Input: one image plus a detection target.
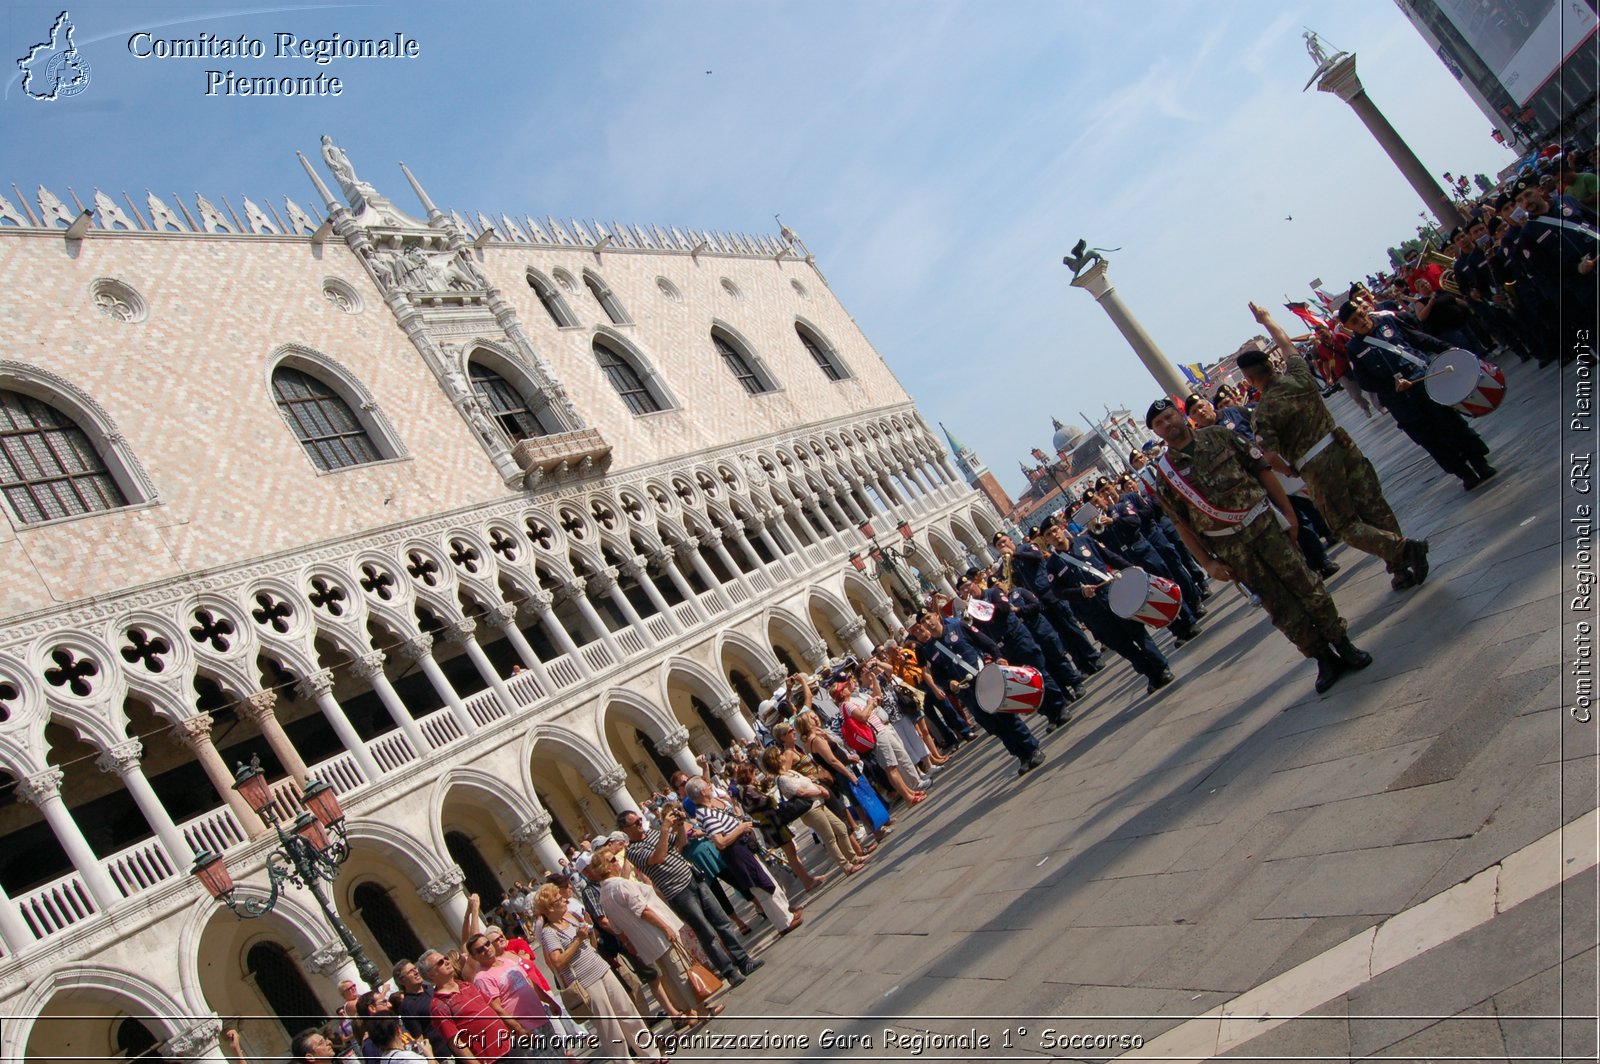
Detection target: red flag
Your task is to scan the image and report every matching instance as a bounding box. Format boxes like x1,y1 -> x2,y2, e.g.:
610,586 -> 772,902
1284,301 -> 1326,330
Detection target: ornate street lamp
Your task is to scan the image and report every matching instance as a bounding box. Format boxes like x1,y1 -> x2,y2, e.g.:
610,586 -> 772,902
853,519 -> 924,603
190,755 -> 379,988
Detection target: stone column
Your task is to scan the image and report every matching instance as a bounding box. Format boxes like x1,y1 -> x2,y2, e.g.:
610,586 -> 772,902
680,540 -> 727,601
238,690 -> 310,787
95,738 -> 195,867
295,670 -> 382,781
0,872 -> 35,956
348,651 -> 429,756
560,576 -> 625,663
701,529 -> 753,593
418,865 -> 469,931
526,589 -> 592,678
871,599 -> 905,637
653,725 -> 700,776
486,602 -> 557,694
174,714 -> 267,839
510,810 -> 566,875
441,618 -> 518,721
591,567 -> 651,650
619,556 -> 680,634
1314,51 -> 1467,229
758,664 -> 789,695
710,694 -> 757,743
164,1015 -> 226,1064
588,764 -> 638,815
304,940 -> 362,994
403,634 -> 477,736
17,767 -> 119,908
652,547 -> 699,610
724,524 -> 765,574
801,638 -> 831,671
837,615 -> 874,659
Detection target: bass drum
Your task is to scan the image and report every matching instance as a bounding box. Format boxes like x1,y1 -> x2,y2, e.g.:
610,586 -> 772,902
973,663 -> 1044,714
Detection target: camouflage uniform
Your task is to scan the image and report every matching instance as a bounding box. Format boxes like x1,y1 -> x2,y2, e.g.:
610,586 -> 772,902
1151,425 -> 1347,658
1251,356 -> 1408,572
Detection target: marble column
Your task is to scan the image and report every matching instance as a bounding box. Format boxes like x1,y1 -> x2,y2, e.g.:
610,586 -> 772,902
588,764 -> 639,815
510,810 -> 566,876
526,588 -> 592,678
561,576 -> 625,662
295,669 -> 381,780
724,524 -> 766,574
403,634 -> 477,735
441,618 -> 518,722
487,602 -> 557,694
653,725 -> 700,776
417,865 -> 469,931
17,767 -> 119,907
237,690 -> 310,787
304,940 -> 362,993
709,694 -> 756,743
592,567 -> 652,649
174,714 -> 267,839
655,547 -> 700,610
871,599 -> 905,636
801,638 -> 831,671
837,615 -> 874,659
619,556 -> 680,634
759,664 -> 789,694
680,541 -> 726,602
701,529 -> 752,592
348,651 -> 429,756
95,738 -> 195,867
0,864 -> 36,953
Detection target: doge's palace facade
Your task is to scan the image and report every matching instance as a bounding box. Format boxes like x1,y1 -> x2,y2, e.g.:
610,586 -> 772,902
0,143 -> 1002,1063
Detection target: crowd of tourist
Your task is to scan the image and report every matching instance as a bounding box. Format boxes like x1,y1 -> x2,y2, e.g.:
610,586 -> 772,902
223,134 -> 1594,1064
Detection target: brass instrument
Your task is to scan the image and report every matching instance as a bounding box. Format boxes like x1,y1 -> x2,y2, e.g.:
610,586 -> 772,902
1420,242 -> 1461,295
994,553 -> 1014,593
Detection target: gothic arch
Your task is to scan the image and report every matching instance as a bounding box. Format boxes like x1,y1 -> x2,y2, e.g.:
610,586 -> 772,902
596,687 -> 682,747
5,965 -> 192,1064
425,767 -> 534,859
264,344 -> 407,467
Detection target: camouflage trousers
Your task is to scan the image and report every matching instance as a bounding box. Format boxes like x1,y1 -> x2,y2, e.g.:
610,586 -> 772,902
1300,430 -> 1407,570
1212,512 -> 1347,658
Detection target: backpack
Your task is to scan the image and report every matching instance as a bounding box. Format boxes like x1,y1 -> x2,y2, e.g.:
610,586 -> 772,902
840,714 -> 877,755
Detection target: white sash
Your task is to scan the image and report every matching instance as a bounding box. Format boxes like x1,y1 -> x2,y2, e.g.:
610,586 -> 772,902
1358,334 -> 1430,372
929,637 -> 980,679
1536,213 -> 1600,241
1155,453 -> 1257,526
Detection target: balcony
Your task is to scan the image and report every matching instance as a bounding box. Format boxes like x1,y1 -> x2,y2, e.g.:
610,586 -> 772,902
511,428 -> 612,486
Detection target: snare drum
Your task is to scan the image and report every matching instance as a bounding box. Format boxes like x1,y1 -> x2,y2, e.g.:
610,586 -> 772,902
1106,566 -> 1183,629
973,663 -> 1044,714
1424,348 -> 1506,417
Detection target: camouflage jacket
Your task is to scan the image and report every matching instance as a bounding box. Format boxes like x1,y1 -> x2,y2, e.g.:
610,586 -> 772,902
1151,425 -> 1270,535
1250,355 -> 1334,469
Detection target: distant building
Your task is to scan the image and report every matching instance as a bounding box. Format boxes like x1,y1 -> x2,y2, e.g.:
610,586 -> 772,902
1393,0 -> 1600,147
941,423 -> 1013,516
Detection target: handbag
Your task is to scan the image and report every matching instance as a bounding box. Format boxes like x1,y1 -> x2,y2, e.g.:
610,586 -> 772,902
847,771 -> 891,831
675,942 -> 723,1002
841,714 -> 877,755
774,794 -> 816,826
552,977 -> 591,1017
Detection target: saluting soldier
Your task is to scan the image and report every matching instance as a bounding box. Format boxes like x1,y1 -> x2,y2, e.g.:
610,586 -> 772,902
1244,303 -> 1431,591
1145,397 -> 1371,695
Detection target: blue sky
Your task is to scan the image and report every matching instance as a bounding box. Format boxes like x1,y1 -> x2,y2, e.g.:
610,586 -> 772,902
1,1 -> 1516,496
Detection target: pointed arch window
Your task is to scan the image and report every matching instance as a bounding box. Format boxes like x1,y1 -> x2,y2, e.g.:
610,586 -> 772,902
468,361 -> 558,441
271,367 -> 385,472
594,340 -> 665,415
527,270 -> 579,328
795,324 -> 851,382
583,270 -> 631,325
0,388 -> 138,525
713,333 -> 775,395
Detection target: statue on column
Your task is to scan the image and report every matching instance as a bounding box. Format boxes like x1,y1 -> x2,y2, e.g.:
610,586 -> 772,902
318,135 -> 425,228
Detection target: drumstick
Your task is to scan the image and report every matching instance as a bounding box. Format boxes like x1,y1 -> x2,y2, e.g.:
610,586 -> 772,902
1416,365 -> 1457,382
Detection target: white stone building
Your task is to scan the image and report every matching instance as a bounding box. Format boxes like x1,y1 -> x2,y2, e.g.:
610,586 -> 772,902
0,143 -> 1004,1063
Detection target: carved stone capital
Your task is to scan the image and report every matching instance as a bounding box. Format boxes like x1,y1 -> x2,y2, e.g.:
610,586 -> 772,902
698,529 -> 724,547
801,639 -> 830,667
487,603 -> 519,626
440,618 -> 478,645
511,811 -> 554,846
710,694 -> 742,722
417,865 -> 467,905
617,556 -> 648,579
401,634 -> 435,661
838,616 -> 868,640
17,766 -> 64,806
525,589 -> 555,614
588,764 -> 628,797
164,1015 -> 223,1061
239,689 -> 279,724
348,650 -> 387,680
174,713 -> 215,750
653,725 -> 691,757
95,738 -> 144,776
293,668 -> 335,702
587,566 -> 618,595
304,942 -> 350,977
671,539 -> 699,560
759,665 -> 788,690
870,600 -> 898,619
552,576 -> 586,604
647,548 -> 677,571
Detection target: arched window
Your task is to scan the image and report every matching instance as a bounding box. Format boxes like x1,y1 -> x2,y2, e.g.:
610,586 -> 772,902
527,270 -> 578,328
583,271 -> 631,325
352,882 -> 426,967
270,367 -> 385,472
444,830 -> 503,903
712,333 -> 774,395
795,324 -> 851,382
468,362 -> 557,441
594,340 -> 664,415
0,388 -> 131,524
245,942 -> 325,1038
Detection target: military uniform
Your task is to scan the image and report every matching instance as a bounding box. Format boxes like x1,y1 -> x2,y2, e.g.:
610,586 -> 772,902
1251,355 -> 1423,582
1151,425 -> 1348,661
916,618 -> 1041,773
1043,533 -> 1172,691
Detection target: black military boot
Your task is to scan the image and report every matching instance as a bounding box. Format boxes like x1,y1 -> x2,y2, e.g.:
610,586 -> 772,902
1333,636 -> 1373,670
1313,646 -> 1348,694
1402,538 -> 1430,585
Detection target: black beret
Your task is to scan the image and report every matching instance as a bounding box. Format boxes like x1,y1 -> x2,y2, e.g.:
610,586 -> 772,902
1336,299 -> 1359,323
1145,397 -> 1177,428
1236,349 -> 1271,372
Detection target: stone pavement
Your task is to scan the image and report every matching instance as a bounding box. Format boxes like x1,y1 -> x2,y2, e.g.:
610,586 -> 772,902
655,355 -> 1596,1063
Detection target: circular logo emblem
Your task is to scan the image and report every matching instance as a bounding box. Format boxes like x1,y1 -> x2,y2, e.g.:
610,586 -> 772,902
45,51 -> 91,98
